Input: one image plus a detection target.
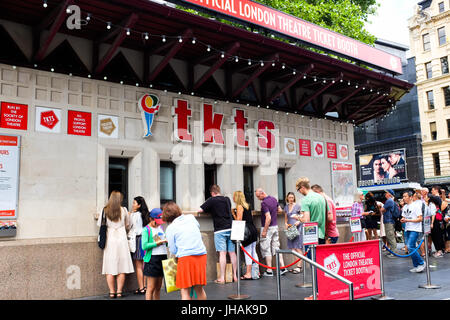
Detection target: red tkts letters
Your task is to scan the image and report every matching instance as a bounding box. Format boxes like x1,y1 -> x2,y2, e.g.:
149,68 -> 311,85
203,103 -> 224,145
173,99 -> 193,142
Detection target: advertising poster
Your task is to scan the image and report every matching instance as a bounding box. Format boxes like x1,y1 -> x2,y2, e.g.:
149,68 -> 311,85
0,102 -> 28,130
284,138 -> 296,155
313,141 -> 324,158
358,149 -> 407,187
327,142 -> 337,159
68,110 -> 92,136
331,162 -> 355,211
302,222 -> 318,245
316,240 -> 382,300
350,217 -> 362,233
0,135 -> 20,219
299,139 -> 311,157
98,114 -> 119,139
35,106 -> 61,133
339,144 -> 349,160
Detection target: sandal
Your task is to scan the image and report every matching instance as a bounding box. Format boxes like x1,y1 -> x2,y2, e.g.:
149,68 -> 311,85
109,293 -> 116,299
134,287 -> 146,295
214,279 -> 226,284
240,275 -> 253,280
116,292 -> 123,298
292,267 -> 302,274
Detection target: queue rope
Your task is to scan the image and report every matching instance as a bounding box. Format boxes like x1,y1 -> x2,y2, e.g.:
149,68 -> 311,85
240,245 -> 309,270
382,238 -> 425,258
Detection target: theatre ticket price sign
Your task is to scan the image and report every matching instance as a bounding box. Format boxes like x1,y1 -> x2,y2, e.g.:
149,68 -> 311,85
315,240 -> 382,300
0,135 -> 20,219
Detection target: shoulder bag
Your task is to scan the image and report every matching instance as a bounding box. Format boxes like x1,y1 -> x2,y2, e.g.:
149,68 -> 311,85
98,209 -> 107,249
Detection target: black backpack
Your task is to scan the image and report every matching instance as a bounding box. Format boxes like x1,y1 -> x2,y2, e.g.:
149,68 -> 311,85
393,203 -> 402,232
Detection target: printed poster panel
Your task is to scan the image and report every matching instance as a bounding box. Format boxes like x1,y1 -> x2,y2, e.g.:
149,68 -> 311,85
299,139 -> 311,157
35,106 -> 61,133
284,137 -> 296,155
0,102 -> 28,130
98,114 -> 119,139
0,135 -> 20,219
303,222 -> 318,245
331,162 -> 355,212
68,110 -> 91,136
313,141 -> 324,158
358,149 -> 407,187
316,240 -> 382,300
327,142 -> 337,159
339,144 -> 349,160
350,217 -> 362,233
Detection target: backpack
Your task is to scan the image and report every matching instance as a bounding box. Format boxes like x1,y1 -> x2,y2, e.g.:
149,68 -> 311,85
393,203 -> 402,232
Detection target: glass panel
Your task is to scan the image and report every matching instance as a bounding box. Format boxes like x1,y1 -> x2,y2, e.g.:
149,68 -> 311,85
438,27 -> 446,46
444,86 -> 450,106
277,172 -> 284,203
441,57 -> 449,74
427,91 -> 434,109
160,166 -> 174,201
423,33 -> 430,51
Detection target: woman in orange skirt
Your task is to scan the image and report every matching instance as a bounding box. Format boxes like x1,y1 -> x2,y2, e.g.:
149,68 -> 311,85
162,202 -> 207,300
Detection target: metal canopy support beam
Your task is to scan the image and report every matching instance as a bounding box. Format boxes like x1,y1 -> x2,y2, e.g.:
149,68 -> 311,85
94,13 -> 139,75
232,53 -> 279,99
148,28 -> 193,83
323,84 -> 366,114
297,73 -> 343,111
355,108 -> 388,125
347,94 -> 388,120
193,42 -> 240,91
268,64 -> 314,103
34,0 -> 74,62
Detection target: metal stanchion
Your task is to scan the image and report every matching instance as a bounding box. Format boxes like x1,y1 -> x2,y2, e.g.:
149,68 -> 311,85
296,246 -> 312,288
419,235 -> 441,289
228,241 -> 250,300
276,251 -> 281,300
311,245 -> 317,300
372,239 -> 394,300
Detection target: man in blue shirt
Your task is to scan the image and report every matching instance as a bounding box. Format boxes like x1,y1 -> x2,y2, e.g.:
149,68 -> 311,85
381,189 -> 398,257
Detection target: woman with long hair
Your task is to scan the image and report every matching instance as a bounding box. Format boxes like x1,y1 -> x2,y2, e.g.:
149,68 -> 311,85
363,192 -> 380,240
283,192 -> 303,273
129,196 -> 150,295
232,191 -> 259,280
97,190 -> 134,298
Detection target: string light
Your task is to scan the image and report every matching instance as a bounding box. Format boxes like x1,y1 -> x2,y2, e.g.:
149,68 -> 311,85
192,37 -> 196,44
43,0 -> 48,8
107,22 -> 111,30
162,35 -> 166,43
126,28 -> 131,36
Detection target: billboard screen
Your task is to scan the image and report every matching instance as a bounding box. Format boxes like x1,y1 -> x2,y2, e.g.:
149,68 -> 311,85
358,149 -> 407,187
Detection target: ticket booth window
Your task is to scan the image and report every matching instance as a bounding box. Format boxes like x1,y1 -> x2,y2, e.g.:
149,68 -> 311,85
108,157 -> 129,209
204,164 -> 217,201
277,168 -> 286,205
243,166 -> 254,210
160,161 -> 176,205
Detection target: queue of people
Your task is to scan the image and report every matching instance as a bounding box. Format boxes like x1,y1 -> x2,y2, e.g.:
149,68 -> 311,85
98,182 -> 449,299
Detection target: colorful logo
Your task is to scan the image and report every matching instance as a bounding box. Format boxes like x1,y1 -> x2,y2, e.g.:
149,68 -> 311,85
139,94 -> 160,138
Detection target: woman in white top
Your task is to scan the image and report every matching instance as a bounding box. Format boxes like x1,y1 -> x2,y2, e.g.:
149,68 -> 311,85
97,191 -> 134,298
129,196 -> 150,295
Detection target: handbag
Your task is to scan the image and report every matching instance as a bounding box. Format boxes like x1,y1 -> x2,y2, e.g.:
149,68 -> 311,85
98,209 -> 107,249
284,224 -> 300,241
162,257 -> 180,293
128,231 -> 136,253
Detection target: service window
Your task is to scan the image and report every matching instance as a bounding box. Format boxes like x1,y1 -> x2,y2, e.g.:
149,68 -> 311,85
160,161 -> 176,204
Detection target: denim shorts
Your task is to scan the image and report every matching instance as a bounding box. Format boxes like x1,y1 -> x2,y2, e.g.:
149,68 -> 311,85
214,230 -> 235,252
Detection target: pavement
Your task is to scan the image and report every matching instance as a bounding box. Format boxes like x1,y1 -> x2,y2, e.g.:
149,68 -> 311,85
78,245 -> 450,301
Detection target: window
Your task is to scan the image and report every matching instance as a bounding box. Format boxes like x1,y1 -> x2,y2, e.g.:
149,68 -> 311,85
442,57 -> 449,74
433,153 -> 441,176
425,62 -> 433,79
427,90 -> 435,110
204,164 -> 217,201
423,33 -> 431,51
439,2 -> 445,13
243,166 -> 254,210
444,86 -> 450,106
438,27 -> 446,46
277,168 -> 286,205
160,161 -> 176,204
447,119 -> 450,137
430,122 -> 437,141
109,157 -> 129,209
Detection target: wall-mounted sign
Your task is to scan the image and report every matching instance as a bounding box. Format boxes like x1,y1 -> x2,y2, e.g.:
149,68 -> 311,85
0,102 -> 28,130
139,94 -> 160,138
68,110 -> 91,136
358,149 -> 407,187
327,142 -> 337,159
313,141 -> 324,158
175,0 -> 402,74
98,115 -> 118,139
0,135 -> 20,220
331,162 -> 355,212
299,139 -> 311,157
284,138 -> 296,155
35,106 -> 61,133
339,144 -> 349,160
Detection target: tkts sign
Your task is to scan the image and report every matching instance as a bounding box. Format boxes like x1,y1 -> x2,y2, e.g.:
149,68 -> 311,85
172,99 -> 276,149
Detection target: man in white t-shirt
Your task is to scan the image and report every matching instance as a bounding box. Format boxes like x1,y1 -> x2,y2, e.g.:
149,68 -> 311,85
401,191 -> 426,273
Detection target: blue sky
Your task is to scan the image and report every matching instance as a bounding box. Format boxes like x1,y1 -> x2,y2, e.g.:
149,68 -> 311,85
365,0 -> 420,46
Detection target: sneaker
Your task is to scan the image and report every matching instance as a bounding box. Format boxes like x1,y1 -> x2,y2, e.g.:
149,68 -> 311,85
263,270 -> 273,277
409,267 -> 419,273
280,269 -> 288,276
416,263 -> 426,273
386,253 -> 396,258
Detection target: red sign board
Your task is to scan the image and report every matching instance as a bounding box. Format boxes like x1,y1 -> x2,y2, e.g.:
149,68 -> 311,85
327,142 -> 337,159
0,102 -> 28,130
0,135 -> 18,146
40,110 -> 59,130
178,0 -> 402,74
68,110 -> 91,136
316,240 -> 382,300
299,139 -> 311,156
